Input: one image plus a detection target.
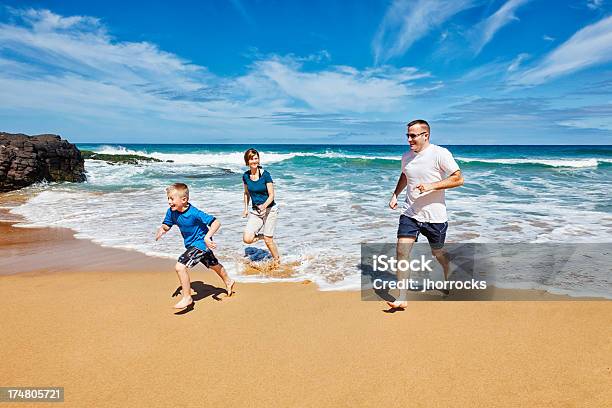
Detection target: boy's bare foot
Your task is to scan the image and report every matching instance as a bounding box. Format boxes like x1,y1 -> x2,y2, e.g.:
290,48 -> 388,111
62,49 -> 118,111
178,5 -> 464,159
174,296 -> 193,309
386,300 -> 408,309
225,279 -> 235,297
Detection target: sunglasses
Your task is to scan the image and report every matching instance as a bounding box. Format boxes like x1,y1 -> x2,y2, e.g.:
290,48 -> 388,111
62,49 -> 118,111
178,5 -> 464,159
406,131 -> 428,139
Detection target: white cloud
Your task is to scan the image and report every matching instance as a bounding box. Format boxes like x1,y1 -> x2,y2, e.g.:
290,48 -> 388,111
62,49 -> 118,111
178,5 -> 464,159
0,7 -> 439,140
510,15 -> 612,85
542,34 -> 555,41
557,118 -> 612,131
507,53 -> 529,72
243,56 -> 431,112
586,0 -> 604,10
472,0 -> 532,55
458,60 -> 509,83
372,0 -> 478,64
0,8 -> 208,93
17,8 -> 103,33
0,9 -> 275,133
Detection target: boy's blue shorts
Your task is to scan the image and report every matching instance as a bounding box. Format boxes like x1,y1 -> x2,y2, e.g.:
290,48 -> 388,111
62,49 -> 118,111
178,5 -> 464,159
397,215 -> 448,249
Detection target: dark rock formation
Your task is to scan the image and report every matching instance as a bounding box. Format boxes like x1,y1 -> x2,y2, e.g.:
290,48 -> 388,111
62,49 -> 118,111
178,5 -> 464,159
0,132 -> 85,192
80,150 -> 166,164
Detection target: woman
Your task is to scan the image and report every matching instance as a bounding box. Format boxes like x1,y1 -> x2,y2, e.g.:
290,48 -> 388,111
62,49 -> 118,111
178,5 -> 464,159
242,148 -> 280,264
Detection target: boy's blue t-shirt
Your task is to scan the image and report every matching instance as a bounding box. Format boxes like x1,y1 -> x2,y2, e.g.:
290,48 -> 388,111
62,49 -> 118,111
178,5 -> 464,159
162,204 -> 215,251
243,169 -> 275,207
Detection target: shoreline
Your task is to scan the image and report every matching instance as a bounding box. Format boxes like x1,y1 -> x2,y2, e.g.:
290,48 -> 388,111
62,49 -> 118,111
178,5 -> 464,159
2,219 -> 606,300
2,196 -> 607,300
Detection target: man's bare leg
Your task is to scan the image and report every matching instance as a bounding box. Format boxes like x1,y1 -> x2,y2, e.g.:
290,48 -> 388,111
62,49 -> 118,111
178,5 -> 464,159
386,236 -> 416,309
431,247 -> 451,296
431,248 -> 450,280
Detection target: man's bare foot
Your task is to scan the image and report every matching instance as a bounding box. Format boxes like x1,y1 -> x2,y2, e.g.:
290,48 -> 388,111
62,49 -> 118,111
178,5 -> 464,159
225,279 -> 235,297
386,300 -> 408,309
174,296 -> 193,309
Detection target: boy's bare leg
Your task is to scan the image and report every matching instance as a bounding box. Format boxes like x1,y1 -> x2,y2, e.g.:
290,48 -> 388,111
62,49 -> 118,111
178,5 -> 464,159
174,262 -> 193,308
263,236 -> 280,266
210,263 -> 235,297
386,237 -> 416,309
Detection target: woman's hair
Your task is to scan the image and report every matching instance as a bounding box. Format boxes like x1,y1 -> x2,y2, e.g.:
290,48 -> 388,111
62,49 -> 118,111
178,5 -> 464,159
244,148 -> 259,165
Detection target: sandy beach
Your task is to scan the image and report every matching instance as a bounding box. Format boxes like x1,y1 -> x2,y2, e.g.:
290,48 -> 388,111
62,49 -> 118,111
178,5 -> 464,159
3,1 -> 612,405
1,214 -> 610,408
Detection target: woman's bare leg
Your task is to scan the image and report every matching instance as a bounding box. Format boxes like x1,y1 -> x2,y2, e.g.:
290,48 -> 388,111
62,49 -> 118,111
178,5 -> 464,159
263,236 -> 280,264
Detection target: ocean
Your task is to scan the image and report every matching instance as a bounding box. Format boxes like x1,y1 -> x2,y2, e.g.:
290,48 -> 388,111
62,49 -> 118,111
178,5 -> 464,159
7,144 -> 612,297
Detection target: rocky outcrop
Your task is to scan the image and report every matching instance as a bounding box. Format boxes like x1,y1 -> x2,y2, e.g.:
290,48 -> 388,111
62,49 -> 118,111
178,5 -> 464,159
0,132 -> 85,192
80,150 -> 167,164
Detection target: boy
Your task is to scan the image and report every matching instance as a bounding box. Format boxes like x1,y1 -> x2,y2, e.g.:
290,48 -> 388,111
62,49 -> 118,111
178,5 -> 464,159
156,183 -> 235,309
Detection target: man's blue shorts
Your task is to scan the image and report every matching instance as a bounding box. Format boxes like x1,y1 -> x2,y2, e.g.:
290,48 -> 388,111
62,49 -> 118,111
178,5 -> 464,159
397,215 -> 448,249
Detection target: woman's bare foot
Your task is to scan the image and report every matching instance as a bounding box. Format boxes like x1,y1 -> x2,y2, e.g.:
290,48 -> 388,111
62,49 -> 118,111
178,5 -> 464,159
386,300 -> 408,309
174,296 -> 193,309
225,279 -> 235,297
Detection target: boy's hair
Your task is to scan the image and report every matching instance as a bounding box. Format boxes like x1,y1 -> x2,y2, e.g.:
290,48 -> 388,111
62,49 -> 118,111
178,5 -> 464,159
166,183 -> 189,200
244,148 -> 259,165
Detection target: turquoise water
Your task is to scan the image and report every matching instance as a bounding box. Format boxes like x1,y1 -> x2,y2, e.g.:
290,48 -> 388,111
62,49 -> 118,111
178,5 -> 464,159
9,144 -> 612,296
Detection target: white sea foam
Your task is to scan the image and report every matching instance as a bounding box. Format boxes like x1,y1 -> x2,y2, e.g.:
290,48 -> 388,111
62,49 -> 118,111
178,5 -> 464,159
93,145 -> 152,155
9,184 -> 368,289
89,145 -> 612,168
91,146 -> 402,167
91,147 -> 608,169
92,145 -> 301,168
302,152 -> 401,161
457,157 -> 600,168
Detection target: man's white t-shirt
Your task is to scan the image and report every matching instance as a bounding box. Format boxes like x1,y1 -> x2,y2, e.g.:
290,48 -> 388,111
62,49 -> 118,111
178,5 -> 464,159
401,144 -> 460,223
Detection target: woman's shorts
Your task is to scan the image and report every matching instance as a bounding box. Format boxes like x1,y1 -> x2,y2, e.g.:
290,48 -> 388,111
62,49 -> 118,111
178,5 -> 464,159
245,206 -> 278,237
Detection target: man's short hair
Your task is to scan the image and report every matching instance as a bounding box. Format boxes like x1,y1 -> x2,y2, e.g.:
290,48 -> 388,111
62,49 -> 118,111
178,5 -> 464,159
166,183 -> 189,199
407,119 -> 430,132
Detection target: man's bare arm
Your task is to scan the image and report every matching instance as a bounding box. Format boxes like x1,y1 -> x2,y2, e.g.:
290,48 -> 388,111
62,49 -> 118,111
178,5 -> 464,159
415,170 -> 464,194
389,173 -> 408,209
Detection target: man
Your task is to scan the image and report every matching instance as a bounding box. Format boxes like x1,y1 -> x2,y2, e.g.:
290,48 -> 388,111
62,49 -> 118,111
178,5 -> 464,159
387,119 -> 464,309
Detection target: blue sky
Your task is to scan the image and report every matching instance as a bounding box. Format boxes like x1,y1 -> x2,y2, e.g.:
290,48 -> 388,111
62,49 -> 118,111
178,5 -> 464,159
0,0 -> 611,144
